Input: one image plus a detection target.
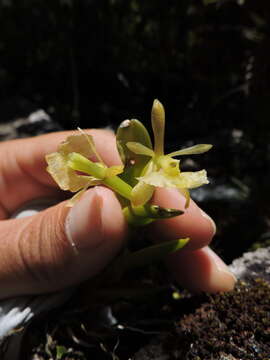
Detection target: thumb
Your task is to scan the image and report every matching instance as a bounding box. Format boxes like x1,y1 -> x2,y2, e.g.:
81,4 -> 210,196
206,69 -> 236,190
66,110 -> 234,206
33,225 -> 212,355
0,187 -> 126,299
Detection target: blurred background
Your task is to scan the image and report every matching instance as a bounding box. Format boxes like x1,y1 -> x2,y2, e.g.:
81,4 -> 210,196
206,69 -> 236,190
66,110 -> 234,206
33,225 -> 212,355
0,0 -> 270,262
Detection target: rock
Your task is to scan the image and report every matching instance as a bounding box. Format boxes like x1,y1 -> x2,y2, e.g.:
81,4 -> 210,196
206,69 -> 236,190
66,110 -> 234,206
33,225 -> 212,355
0,109 -> 62,140
229,246 -> 270,283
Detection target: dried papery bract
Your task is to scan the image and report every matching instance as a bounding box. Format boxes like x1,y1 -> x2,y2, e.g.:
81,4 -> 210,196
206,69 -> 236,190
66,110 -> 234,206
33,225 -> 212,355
46,132 -> 125,205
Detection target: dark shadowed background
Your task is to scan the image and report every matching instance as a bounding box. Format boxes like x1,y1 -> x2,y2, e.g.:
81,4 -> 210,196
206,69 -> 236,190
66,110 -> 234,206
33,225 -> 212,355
1,0 -> 270,261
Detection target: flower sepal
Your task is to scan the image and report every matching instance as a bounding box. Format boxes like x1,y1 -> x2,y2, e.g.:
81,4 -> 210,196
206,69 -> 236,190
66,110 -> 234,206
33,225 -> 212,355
116,119 -> 153,187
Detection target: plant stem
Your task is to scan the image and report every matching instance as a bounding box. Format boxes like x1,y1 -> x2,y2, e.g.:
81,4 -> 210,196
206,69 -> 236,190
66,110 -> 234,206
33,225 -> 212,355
103,176 -> 133,200
68,152 -> 133,200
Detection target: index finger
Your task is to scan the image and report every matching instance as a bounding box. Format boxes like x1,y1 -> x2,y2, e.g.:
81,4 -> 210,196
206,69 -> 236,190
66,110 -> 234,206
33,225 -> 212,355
150,187 -> 216,251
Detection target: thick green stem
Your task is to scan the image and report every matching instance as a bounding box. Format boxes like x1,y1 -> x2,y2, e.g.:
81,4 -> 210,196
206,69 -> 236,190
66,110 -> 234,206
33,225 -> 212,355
103,176 -> 133,200
68,153 -> 106,179
68,152 -> 132,200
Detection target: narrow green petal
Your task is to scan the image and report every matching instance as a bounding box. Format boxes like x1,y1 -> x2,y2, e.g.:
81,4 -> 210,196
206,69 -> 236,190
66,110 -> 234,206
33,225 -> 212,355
168,144 -> 213,157
126,142 -> 155,157
131,181 -> 155,206
151,99 -> 165,156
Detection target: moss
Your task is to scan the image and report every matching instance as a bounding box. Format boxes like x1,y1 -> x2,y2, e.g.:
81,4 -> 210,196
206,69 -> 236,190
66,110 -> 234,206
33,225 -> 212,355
165,279 -> 270,360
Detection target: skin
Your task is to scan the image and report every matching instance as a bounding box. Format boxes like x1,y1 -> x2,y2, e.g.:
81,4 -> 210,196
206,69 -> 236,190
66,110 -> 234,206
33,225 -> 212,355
0,129 -> 236,300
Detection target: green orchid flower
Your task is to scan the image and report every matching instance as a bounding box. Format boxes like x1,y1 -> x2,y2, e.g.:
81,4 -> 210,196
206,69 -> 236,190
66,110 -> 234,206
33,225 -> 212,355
126,99 -> 212,208
46,128 -> 184,224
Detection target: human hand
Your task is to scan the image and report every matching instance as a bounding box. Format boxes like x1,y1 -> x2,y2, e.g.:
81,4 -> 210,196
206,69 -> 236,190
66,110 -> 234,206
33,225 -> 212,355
0,129 -> 235,300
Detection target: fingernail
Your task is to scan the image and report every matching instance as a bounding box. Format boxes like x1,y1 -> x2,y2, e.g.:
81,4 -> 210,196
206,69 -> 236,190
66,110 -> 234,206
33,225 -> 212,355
207,247 -> 237,291
65,188 -> 104,252
200,209 -> 216,237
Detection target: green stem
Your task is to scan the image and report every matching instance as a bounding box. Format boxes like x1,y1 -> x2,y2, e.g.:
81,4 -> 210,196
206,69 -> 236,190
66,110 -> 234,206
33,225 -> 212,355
68,153 -> 106,179
103,176 -> 132,200
68,152 -> 132,200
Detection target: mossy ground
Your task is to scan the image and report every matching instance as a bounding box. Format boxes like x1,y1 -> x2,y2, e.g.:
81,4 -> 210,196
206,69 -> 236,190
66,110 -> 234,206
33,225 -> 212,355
17,278 -> 269,360
165,279 -> 270,360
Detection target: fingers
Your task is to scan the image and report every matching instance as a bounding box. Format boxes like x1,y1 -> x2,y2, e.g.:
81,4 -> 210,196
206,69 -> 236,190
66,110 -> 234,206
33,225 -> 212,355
151,188 -> 216,251
151,188 -> 236,292
0,187 -> 126,299
0,129 -> 121,215
166,246 -> 236,293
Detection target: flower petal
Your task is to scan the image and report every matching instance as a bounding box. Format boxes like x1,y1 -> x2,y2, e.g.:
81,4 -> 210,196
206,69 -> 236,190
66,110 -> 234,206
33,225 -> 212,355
126,142 -> 155,157
168,144 -> 212,157
131,181 -> 155,207
46,152 -> 99,192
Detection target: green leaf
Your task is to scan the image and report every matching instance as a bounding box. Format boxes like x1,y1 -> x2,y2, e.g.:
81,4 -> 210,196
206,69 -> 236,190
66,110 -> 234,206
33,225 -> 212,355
122,238 -> 189,269
56,345 -> 68,359
116,119 -> 153,186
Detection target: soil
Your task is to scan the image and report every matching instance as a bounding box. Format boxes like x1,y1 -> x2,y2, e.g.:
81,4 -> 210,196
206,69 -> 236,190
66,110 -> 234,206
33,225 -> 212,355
13,264 -> 268,360
158,280 -> 270,360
